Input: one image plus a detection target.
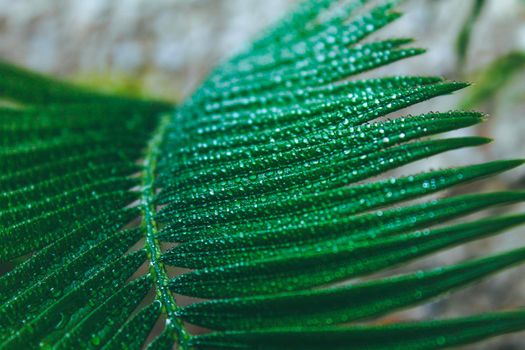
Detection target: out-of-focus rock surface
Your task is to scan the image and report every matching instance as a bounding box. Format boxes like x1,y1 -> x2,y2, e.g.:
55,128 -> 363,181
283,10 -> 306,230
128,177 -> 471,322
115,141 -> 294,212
0,0 -> 296,99
1,1 -> 524,348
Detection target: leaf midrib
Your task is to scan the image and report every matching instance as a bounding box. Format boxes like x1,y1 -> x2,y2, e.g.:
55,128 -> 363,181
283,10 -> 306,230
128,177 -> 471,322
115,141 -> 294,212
141,113 -> 191,347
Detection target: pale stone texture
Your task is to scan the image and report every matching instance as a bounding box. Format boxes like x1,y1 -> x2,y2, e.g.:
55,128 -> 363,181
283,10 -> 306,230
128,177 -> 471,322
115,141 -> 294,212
0,0 -> 524,348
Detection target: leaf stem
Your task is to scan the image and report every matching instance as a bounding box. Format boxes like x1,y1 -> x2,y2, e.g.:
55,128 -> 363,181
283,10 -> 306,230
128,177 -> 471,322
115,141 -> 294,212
141,113 -> 191,348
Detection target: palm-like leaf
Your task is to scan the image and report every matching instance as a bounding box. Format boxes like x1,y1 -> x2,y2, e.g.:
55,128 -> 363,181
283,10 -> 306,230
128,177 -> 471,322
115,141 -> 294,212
1,1 -> 525,349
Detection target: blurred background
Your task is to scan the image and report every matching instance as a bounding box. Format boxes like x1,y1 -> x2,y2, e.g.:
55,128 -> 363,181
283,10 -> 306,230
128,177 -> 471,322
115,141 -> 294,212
0,0 -> 524,348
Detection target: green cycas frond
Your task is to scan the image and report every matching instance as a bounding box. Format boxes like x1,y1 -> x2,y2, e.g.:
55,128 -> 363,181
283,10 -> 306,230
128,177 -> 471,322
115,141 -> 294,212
1,0 -> 524,349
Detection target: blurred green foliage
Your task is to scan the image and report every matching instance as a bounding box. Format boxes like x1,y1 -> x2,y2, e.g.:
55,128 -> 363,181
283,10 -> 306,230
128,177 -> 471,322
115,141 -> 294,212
461,52 -> 525,109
